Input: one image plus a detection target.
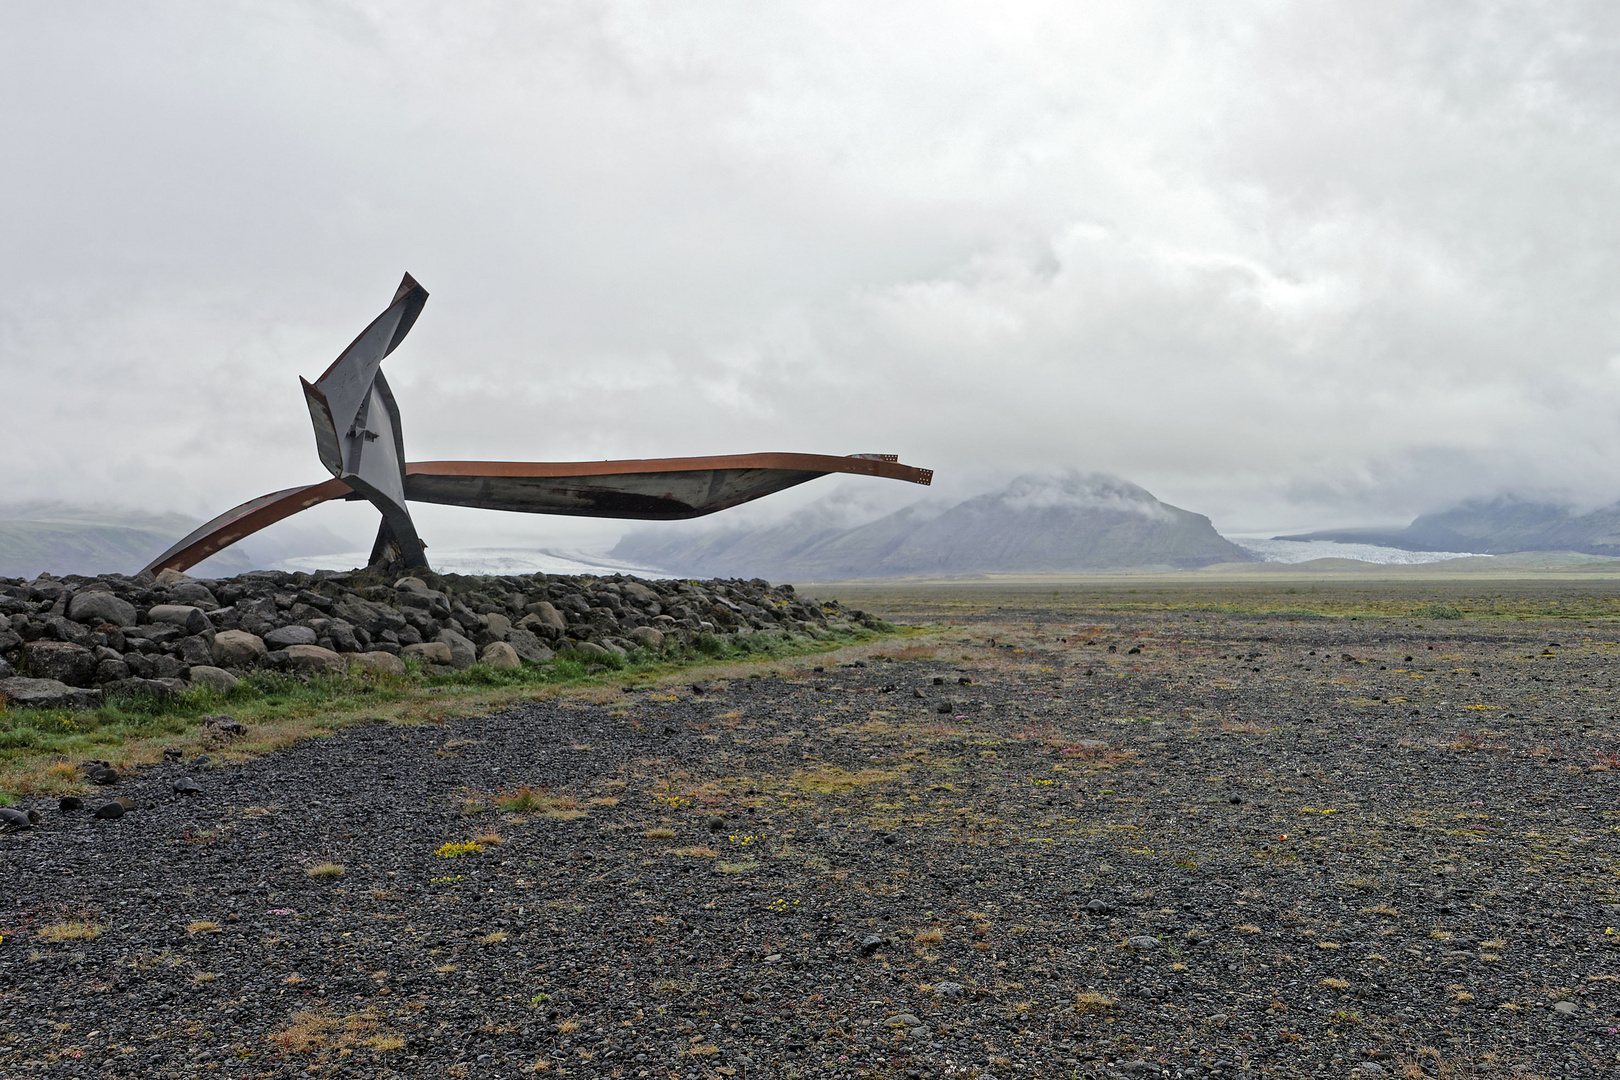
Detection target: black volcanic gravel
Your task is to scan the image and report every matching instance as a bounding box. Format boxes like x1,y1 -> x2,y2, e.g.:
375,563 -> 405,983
4,610 -> 1620,1078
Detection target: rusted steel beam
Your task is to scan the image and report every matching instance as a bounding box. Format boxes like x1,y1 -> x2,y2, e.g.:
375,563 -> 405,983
143,454 -> 931,574
142,478 -> 354,575
402,453 -> 932,519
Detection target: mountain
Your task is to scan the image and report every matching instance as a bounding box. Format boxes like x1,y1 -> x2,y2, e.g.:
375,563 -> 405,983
1281,496 -> 1620,556
0,503 -> 352,580
612,472 -> 1256,578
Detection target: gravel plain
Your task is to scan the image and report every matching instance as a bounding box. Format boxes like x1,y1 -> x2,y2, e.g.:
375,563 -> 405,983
4,588 -> 1620,1079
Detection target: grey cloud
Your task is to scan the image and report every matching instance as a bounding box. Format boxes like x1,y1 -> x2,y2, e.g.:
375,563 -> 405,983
4,2 -> 1620,553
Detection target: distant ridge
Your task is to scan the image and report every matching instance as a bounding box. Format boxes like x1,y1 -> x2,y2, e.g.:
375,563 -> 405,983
0,503 -> 351,579
1281,496 -> 1620,557
613,472 -> 1255,579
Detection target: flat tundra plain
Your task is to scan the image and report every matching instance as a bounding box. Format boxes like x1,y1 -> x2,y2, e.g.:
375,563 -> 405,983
4,579 -> 1620,1080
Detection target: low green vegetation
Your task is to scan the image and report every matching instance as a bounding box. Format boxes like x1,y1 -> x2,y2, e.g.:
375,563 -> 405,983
0,623 -> 906,799
819,578 -> 1620,621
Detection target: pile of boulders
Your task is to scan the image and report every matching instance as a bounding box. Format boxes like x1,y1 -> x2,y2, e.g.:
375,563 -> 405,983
0,567 -> 875,710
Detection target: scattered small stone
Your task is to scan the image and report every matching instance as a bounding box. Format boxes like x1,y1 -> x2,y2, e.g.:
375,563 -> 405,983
58,796 -> 83,812
0,807 -> 40,829
1553,1000 -> 1579,1016
933,981 -> 964,998
885,1013 -> 923,1028
93,801 -> 126,820
1085,898 -> 1115,914
163,747 -> 182,762
1125,935 -> 1160,951
204,715 -> 246,737
172,776 -> 201,795
858,934 -> 887,956
706,816 -> 725,832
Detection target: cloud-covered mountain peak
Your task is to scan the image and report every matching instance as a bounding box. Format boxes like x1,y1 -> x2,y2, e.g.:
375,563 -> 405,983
614,472 -> 1252,578
986,472 -> 1173,519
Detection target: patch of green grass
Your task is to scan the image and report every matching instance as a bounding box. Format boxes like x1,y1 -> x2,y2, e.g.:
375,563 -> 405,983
0,624 -> 903,799
494,785 -> 549,812
814,579 -> 1620,622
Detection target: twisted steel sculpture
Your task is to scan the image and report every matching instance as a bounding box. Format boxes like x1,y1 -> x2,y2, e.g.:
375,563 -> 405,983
145,274 -> 932,575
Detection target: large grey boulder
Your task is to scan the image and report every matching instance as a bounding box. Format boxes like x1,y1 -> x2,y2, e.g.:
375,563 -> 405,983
104,676 -> 186,698
212,629 -> 267,667
350,651 -> 407,677
95,658 -> 129,682
331,596 -> 407,636
505,629 -> 554,664
479,641 -> 521,669
0,677 -> 103,710
22,641 -> 98,686
188,665 -> 239,695
175,635 -> 214,667
283,644 -> 346,677
401,641 -> 454,667
148,604 -> 211,635
166,581 -> 219,610
41,615 -> 92,645
125,623 -> 183,646
325,620 -> 360,652
628,626 -> 665,651
621,581 -> 659,607
396,577 -> 450,613
434,628 -> 477,671
264,625 -> 318,648
482,612 -> 512,639
523,601 -> 567,634
67,591 -> 137,627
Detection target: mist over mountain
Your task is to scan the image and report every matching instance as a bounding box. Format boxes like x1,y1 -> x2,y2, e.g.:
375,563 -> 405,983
1280,496 -> 1620,557
0,503 -> 352,580
613,473 -> 1255,579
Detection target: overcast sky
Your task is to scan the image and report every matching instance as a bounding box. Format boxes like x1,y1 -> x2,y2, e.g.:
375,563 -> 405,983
5,1 -> 1620,551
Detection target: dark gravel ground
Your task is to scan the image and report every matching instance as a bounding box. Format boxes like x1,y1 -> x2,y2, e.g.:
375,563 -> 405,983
4,604 -> 1620,1080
